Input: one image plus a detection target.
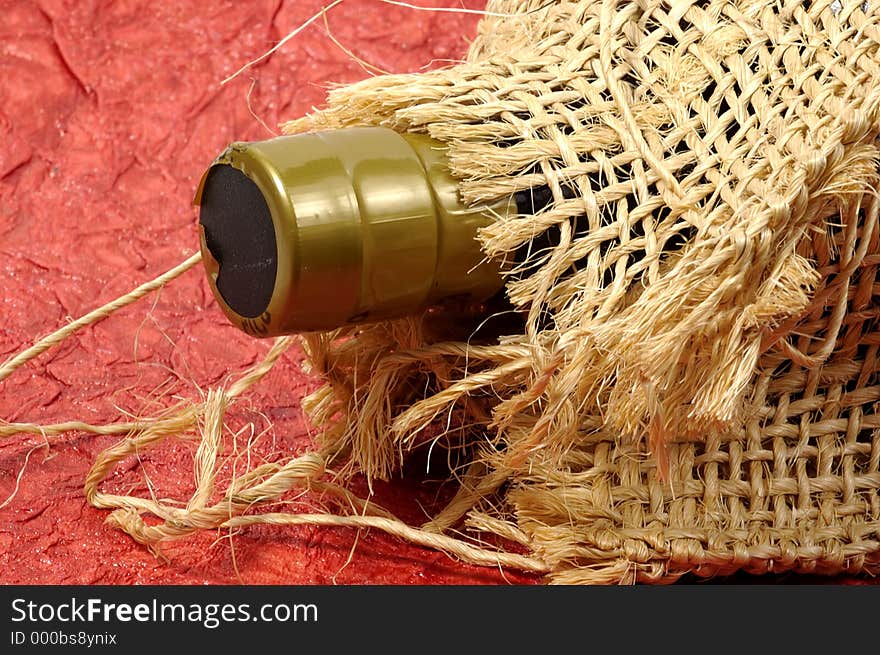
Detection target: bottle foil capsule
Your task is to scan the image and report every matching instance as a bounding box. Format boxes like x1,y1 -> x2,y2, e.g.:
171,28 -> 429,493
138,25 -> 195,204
194,127 -> 508,337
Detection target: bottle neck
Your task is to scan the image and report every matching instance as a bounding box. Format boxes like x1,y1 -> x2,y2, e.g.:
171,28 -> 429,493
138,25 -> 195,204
195,127 -> 510,336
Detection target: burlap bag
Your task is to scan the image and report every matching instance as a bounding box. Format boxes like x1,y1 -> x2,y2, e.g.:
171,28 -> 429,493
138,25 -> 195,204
278,0 -> 880,583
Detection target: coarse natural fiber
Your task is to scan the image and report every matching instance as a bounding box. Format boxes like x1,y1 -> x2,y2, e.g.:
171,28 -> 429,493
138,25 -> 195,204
4,0 -> 880,584
282,0 -> 880,582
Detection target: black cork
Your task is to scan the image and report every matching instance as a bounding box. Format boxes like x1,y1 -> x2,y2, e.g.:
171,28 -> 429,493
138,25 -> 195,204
198,165 -> 277,319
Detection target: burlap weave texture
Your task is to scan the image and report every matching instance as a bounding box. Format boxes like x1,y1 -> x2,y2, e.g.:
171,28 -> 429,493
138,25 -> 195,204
284,0 -> 880,582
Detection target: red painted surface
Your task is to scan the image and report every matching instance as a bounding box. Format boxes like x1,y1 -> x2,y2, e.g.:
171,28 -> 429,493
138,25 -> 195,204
0,0 -> 873,586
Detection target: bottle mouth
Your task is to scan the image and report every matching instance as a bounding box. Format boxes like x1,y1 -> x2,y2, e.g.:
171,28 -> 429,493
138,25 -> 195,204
198,164 -> 278,319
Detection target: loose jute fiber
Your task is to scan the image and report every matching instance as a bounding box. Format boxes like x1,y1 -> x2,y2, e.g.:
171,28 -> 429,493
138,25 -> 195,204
4,0 -> 880,584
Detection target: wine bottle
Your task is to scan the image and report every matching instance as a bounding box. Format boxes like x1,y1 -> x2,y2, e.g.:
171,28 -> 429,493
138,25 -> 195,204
195,127 -> 514,337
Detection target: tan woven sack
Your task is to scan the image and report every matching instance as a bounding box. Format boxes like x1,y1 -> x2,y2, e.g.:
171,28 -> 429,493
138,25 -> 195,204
277,0 -> 880,583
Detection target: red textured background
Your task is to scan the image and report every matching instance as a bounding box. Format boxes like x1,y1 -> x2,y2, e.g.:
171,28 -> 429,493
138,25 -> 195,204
0,0 -> 873,586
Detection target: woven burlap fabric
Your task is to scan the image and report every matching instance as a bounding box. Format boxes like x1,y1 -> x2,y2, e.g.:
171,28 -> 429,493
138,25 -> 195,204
283,0 -> 880,583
